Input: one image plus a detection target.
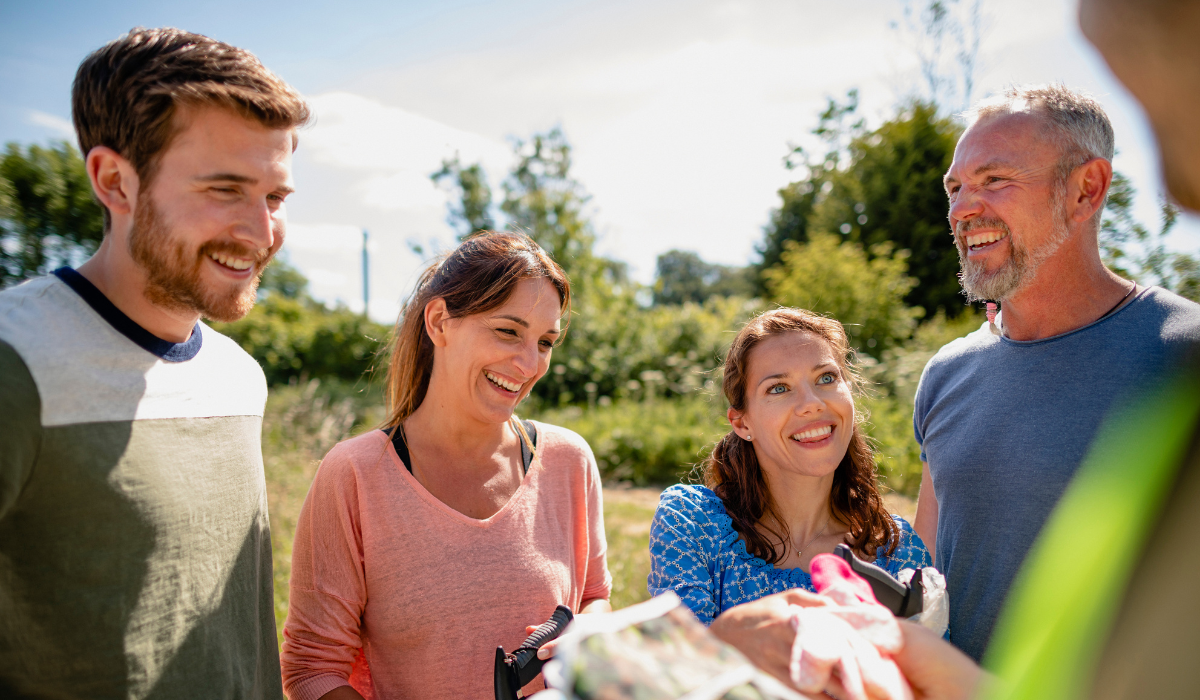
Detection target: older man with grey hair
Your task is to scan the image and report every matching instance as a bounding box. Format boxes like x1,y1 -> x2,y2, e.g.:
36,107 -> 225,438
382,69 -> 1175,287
909,84 -> 1200,661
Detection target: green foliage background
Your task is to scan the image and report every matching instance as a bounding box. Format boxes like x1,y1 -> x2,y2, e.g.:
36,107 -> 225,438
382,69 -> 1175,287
4,95 -> 1197,498
8,91 -> 1198,644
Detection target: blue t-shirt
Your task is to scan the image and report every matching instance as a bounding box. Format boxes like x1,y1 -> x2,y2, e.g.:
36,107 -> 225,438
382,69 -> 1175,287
647,484 -> 931,625
913,286 -> 1200,662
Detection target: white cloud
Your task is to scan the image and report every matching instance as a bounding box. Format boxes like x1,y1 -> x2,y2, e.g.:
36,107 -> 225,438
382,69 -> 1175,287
301,92 -> 512,213
27,110 -> 75,140
279,0 -> 1195,301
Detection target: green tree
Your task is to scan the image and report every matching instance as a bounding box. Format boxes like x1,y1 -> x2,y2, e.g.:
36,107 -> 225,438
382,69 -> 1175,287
213,259 -> 390,386
499,128 -> 623,291
431,156 -> 495,238
433,129 -> 763,410
0,141 -> 104,288
757,91 -> 864,277
258,257 -> 310,300
760,100 -> 965,318
764,232 -> 922,353
653,249 -> 754,305
1102,172 -> 1200,301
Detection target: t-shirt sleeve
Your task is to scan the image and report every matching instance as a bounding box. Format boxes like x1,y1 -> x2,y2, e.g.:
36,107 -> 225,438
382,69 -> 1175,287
0,339 -> 41,521
280,445 -> 370,700
648,488 -> 720,625
581,442 -> 613,603
913,361 -> 933,462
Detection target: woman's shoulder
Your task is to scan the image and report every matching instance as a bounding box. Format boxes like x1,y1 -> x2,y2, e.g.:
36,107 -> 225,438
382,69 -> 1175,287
656,484 -> 726,518
654,485 -> 739,542
315,429 -> 392,478
876,514 -> 932,571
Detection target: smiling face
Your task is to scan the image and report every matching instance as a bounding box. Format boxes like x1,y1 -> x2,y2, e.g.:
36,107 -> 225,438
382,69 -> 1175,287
944,112 -> 1071,301
130,105 -> 295,321
729,331 -> 855,482
434,277 -> 563,425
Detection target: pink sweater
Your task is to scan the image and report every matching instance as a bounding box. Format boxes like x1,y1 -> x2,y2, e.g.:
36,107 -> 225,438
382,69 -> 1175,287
280,423 -> 611,700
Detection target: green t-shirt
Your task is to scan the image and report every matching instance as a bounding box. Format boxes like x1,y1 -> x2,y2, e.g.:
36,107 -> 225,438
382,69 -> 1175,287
0,271 -> 283,699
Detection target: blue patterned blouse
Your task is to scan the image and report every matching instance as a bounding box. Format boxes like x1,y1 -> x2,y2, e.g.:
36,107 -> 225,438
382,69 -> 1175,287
648,485 -> 932,625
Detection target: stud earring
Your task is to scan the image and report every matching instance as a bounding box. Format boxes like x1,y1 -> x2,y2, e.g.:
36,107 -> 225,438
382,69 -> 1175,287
745,434 -> 753,441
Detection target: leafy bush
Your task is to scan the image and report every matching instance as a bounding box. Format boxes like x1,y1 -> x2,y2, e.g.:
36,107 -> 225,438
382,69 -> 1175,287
764,232 -> 923,353
531,393 -> 730,485
530,294 -> 763,409
858,309 -> 985,495
1,141 -> 104,288
212,294 -> 390,386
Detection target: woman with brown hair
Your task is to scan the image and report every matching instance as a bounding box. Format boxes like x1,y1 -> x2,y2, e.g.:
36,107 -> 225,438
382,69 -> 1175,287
280,231 -> 611,700
648,307 -> 929,624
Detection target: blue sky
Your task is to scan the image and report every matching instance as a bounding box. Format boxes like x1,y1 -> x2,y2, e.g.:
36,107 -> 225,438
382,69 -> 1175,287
4,0 -> 1196,321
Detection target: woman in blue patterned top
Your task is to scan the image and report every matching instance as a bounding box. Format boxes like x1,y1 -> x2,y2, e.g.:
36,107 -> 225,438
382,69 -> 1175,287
649,308 -> 931,625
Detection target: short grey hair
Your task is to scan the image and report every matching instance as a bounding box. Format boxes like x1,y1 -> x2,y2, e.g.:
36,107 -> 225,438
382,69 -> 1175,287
964,84 -> 1115,184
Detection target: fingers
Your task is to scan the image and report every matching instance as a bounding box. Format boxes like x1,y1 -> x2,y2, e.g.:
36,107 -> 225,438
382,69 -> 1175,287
536,638 -> 560,660
779,588 -> 834,608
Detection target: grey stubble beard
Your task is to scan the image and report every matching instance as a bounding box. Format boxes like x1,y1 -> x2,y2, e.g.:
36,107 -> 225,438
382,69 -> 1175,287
956,187 -> 1070,303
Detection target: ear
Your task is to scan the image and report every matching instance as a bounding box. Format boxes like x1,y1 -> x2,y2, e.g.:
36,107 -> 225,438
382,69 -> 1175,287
1068,157 -> 1113,224
86,146 -> 139,219
728,406 -> 751,441
424,297 -> 452,348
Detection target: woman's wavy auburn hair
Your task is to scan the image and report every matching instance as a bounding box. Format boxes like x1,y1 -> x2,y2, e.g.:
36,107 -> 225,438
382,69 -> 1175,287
702,307 -> 898,565
378,231 -> 570,432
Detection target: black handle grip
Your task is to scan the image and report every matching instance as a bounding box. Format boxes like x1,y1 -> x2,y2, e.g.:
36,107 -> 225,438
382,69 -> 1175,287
494,605 -> 574,700
511,605 -> 573,686
833,544 -> 924,617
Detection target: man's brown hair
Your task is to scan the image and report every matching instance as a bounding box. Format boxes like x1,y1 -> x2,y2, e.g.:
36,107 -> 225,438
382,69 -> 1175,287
72,27 -> 310,228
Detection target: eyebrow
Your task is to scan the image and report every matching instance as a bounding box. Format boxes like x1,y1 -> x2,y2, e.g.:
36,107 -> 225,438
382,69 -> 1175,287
194,173 -> 295,194
944,159 -> 1015,188
493,314 -> 561,335
756,362 -> 838,386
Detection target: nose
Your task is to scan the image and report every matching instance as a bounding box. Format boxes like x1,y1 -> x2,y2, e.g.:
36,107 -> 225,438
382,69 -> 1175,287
231,199 -> 276,252
512,340 -> 539,380
793,383 -> 824,417
948,187 -> 984,232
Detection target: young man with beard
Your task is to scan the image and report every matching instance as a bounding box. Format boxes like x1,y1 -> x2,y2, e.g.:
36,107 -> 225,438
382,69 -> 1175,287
910,84 -> 1200,661
0,28 -> 308,698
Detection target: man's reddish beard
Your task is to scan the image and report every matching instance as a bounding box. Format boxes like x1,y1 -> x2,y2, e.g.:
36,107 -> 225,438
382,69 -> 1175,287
129,195 -> 275,323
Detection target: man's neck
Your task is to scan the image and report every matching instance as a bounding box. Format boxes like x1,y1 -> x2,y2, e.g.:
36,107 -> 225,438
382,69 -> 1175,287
999,244 -> 1132,341
76,239 -> 200,343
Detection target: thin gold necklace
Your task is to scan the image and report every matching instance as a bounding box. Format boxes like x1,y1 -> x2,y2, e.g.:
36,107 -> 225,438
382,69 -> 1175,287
793,520 -> 830,559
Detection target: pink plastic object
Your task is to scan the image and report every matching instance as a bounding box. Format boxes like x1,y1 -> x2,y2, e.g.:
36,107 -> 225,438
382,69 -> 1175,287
788,554 -> 913,700
811,555 -> 877,605
986,302 -> 998,325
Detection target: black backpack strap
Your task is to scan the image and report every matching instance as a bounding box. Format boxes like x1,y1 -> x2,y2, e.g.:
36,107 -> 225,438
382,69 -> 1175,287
518,419 -> 538,475
387,420 -> 537,475
387,425 -> 414,473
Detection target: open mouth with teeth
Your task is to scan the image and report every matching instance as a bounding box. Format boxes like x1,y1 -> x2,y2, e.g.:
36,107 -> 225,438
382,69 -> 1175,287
208,252 -> 256,272
964,230 -> 1009,252
484,370 -> 522,395
790,424 -> 834,444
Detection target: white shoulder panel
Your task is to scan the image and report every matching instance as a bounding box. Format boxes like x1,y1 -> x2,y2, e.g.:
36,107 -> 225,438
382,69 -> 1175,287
0,276 -> 267,427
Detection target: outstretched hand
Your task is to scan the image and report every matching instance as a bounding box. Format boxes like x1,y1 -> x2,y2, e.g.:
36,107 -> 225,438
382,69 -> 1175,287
531,598 -> 612,660
892,620 -> 982,700
709,590 -> 983,700
709,588 -> 833,689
